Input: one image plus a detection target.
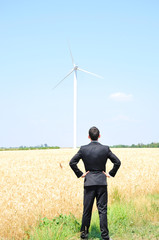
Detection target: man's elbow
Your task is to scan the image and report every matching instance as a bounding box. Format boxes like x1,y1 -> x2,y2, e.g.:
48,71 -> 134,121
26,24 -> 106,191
116,160 -> 121,169
69,160 -> 76,169
114,159 -> 121,169
69,160 -> 73,168
118,160 -> 121,166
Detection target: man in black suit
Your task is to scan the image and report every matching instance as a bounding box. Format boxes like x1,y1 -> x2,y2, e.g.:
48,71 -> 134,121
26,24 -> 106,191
69,126 -> 121,240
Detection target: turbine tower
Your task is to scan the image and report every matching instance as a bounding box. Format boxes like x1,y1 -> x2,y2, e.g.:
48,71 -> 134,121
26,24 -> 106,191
53,49 -> 103,149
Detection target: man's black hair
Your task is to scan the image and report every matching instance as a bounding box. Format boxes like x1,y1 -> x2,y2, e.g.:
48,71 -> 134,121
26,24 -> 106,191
89,126 -> 100,140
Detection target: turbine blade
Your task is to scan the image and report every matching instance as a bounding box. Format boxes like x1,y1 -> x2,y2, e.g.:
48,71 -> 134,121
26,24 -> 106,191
68,43 -> 75,66
78,68 -> 104,79
52,69 -> 74,90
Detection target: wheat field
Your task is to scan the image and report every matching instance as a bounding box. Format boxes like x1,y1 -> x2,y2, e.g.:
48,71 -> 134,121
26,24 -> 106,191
0,148 -> 158,239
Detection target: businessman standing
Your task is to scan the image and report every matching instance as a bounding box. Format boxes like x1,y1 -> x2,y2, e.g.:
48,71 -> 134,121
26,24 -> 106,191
69,126 -> 121,240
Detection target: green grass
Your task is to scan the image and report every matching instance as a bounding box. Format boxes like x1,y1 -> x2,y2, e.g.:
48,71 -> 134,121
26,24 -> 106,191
26,192 -> 159,240
26,214 -> 81,240
90,199 -> 158,240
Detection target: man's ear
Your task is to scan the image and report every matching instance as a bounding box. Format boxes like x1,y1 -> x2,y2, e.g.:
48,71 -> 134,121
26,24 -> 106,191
88,135 -> 91,140
98,134 -> 101,139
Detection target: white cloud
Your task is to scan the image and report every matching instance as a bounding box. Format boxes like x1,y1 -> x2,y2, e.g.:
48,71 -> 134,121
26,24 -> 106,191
109,92 -> 133,101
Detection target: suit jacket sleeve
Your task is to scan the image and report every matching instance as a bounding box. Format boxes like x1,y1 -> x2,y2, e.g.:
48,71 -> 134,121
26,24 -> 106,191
108,147 -> 121,177
69,148 -> 83,178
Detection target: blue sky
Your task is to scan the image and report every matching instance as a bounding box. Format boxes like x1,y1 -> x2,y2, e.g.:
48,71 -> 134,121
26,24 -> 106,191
0,0 -> 159,147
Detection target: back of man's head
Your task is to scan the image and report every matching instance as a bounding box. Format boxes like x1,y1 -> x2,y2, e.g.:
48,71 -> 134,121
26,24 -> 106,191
89,126 -> 100,141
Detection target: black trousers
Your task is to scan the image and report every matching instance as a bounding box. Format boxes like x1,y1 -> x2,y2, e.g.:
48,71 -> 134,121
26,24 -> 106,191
80,185 -> 109,240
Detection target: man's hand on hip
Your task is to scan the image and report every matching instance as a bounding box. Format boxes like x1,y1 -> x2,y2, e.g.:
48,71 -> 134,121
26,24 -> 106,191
103,171 -> 111,178
81,171 -> 90,178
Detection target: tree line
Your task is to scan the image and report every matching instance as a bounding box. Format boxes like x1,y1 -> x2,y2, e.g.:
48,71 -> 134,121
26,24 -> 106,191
0,144 -> 60,151
110,142 -> 159,148
0,142 -> 159,150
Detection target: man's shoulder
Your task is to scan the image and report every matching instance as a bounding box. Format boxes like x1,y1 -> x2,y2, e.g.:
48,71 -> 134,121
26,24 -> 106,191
80,142 -> 110,150
98,143 -> 110,151
80,143 -> 90,149
98,142 -> 109,147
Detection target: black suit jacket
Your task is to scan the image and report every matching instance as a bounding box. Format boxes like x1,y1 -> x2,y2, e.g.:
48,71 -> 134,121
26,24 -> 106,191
69,141 -> 121,186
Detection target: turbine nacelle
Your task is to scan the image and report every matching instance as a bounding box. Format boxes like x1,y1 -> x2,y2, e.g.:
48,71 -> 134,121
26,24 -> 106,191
74,65 -> 78,70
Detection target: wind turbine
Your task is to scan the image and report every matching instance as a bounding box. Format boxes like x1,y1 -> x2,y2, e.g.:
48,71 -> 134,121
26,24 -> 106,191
53,49 -> 103,149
